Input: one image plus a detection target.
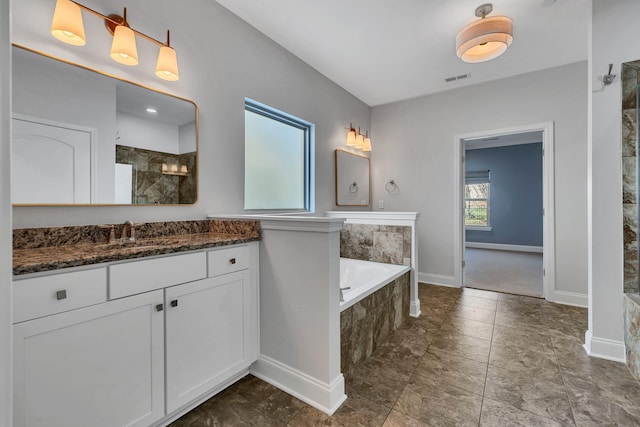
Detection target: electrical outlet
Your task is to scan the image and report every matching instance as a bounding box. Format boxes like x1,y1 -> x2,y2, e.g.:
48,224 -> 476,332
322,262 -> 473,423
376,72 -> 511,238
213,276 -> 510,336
378,200 -> 384,209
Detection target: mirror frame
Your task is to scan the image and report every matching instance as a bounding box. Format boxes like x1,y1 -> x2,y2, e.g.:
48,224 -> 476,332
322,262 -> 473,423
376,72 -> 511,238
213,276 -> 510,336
335,148 -> 370,207
11,43 -> 199,207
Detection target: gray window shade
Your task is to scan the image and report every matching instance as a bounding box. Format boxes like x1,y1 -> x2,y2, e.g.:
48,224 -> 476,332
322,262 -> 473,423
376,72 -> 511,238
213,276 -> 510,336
466,170 -> 490,184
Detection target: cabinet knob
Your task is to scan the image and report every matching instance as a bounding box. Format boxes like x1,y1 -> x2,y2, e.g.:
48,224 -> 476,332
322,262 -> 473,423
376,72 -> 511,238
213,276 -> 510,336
56,290 -> 67,300
156,304 -> 164,312
229,258 -> 236,265
171,299 -> 179,308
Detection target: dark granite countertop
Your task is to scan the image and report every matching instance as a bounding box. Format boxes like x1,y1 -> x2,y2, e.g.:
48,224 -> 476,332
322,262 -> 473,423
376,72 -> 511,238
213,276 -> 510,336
13,219 -> 261,276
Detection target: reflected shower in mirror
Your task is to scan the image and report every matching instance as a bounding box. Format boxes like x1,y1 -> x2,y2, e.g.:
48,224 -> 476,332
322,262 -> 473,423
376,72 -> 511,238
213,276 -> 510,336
335,149 -> 370,206
11,45 -> 198,205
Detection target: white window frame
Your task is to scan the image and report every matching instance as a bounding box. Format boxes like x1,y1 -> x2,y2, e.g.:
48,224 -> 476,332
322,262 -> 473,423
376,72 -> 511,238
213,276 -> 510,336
465,171 -> 492,231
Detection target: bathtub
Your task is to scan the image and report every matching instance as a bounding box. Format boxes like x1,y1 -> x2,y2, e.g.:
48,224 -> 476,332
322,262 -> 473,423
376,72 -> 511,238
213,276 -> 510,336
340,258 -> 411,311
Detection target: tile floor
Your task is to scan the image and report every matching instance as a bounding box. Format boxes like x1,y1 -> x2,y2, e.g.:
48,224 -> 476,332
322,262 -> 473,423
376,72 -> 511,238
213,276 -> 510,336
170,284 -> 640,426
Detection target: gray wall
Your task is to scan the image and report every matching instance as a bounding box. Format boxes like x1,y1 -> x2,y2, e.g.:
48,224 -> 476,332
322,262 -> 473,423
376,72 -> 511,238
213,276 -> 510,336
465,143 -> 543,247
371,61 -> 588,297
11,0 -> 371,227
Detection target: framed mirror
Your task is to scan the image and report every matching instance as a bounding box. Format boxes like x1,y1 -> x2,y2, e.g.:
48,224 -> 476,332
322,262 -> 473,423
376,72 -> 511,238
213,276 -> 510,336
11,45 -> 198,206
335,149 -> 370,206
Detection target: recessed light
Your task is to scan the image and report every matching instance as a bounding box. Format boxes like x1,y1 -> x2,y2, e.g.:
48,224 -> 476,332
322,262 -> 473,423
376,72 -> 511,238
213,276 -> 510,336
146,107 -> 157,113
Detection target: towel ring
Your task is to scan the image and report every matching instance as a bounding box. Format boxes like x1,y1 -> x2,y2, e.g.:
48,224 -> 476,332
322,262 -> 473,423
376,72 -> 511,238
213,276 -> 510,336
349,182 -> 358,193
385,179 -> 398,192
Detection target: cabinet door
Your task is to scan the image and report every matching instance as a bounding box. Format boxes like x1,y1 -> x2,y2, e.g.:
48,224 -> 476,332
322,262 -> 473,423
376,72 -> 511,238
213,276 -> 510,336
165,270 -> 255,412
13,290 -> 165,427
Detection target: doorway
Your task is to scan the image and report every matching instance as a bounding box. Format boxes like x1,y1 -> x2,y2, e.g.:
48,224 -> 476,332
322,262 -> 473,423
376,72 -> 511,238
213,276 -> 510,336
453,122 -> 555,300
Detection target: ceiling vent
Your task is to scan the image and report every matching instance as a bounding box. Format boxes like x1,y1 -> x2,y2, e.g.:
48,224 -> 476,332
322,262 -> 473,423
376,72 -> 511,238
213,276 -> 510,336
444,73 -> 471,83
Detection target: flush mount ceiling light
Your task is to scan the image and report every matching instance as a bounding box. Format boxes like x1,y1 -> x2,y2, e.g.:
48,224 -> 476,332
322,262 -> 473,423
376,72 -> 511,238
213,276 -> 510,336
456,3 -> 513,63
50,0 -> 180,81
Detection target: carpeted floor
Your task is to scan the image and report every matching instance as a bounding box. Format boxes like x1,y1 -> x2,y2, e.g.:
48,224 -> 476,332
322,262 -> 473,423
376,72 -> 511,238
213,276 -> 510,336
464,248 -> 543,297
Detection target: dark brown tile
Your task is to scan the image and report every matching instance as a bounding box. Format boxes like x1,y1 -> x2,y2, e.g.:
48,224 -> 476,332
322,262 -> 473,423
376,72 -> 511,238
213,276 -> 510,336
447,304 -> 496,324
288,393 -> 390,427
479,398 -> 566,427
382,410 -> 430,427
491,324 -> 555,355
488,342 -> 562,384
461,287 -> 499,301
437,317 -> 494,341
456,294 -> 498,311
409,350 -> 488,395
429,333 -> 492,363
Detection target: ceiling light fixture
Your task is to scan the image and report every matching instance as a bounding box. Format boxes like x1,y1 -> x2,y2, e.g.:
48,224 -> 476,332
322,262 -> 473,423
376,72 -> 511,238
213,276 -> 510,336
50,0 -> 180,81
456,3 -> 513,63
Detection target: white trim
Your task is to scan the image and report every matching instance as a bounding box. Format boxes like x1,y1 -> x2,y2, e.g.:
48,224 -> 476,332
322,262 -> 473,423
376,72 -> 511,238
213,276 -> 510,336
465,242 -> 543,253
454,122 -> 555,301
547,290 -> 588,308
584,330 -> 626,363
466,226 -> 492,231
325,211 -> 420,221
208,214 -> 345,233
250,355 -> 347,416
418,272 -> 459,288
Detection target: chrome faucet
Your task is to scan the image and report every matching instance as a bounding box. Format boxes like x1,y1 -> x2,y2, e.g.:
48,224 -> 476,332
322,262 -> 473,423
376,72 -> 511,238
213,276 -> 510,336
122,220 -> 136,242
340,286 -> 351,303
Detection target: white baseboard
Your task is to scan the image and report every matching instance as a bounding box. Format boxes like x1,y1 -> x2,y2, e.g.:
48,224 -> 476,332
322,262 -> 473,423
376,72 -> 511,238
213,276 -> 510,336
584,330 -> 626,363
250,355 -> 347,415
548,290 -> 588,308
418,272 -> 459,287
465,242 -> 543,253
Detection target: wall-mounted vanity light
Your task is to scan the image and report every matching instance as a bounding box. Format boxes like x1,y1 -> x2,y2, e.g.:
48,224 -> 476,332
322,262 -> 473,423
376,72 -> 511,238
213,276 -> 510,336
162,163 -> 189,176
345,123 -> 373,152
51,0 -> 180,81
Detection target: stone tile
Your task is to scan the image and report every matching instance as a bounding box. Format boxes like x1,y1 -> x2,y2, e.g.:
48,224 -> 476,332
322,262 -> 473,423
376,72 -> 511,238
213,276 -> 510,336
626,295 -> 640,381
289,393 -> 390,427
622,65 -> 638,110
438,316 -> 494,341
495,308 -> 546,325
394,382 -> 482,427
429,332 -> 492,363
484,365 -> 575,424
198,388 -> 285,426
351,316 -> 374,366
497,293 -> 544,305
456,294 -> 498,311
622,108 -> 637,157
623,156 -> 638,204
496,299 -> 545,316
488,342 -> 562,384
479,398 -> 566,427
382,410 -> 429,427
228,375 -> 306,422
447,304 -> 496,324
348,358 -> 411,407
624,251 -> 639,294
491,324 -> 555,355
624,203 -> 638,252
570,395 -> 640,426
373,231 -> 404,265
562,367 -> 640,405
409,349 -> 488,395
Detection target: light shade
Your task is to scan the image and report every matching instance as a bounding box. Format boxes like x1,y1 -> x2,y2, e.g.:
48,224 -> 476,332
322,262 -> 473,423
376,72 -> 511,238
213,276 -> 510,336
362,136 -> 372,152
355,133 -> 365,149
110,25 -> 138,66
156,46 -> 180,81
51,0 -> 86,46
346,129 -> 356,146
456,16 -> 513,63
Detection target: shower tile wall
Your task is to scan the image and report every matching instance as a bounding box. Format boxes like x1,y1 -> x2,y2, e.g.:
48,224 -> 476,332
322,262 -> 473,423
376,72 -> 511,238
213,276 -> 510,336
340,224 -> 411,266
622,62 -> 640,294
116,145 -> 197,204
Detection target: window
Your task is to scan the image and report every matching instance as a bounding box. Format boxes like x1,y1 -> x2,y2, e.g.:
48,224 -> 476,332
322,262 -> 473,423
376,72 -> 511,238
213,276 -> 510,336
465,171 -> 490,228
244,99 -> 314,211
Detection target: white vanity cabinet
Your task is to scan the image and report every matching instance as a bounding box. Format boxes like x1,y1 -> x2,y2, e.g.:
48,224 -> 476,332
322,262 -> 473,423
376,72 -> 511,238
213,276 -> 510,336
13,241 -> 259,427
13,288 -> 165,427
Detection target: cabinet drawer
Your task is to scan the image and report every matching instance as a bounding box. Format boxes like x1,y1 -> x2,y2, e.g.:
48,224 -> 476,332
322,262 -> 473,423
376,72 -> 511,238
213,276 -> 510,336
109,252 -> 207,299
13,268 -> 107,323
208,245 -> 250,277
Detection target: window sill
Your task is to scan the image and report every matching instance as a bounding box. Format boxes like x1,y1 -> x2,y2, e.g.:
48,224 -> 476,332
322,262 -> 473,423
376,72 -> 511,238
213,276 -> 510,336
466,226 -> 492,231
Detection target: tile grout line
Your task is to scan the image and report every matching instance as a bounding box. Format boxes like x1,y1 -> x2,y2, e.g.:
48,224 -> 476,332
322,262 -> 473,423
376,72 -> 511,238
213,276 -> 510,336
477,297 -> 497,427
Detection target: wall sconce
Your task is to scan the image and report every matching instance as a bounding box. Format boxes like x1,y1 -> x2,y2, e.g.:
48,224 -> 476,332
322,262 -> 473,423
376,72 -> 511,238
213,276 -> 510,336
50,0 -> 180,81
456,3 -> 513,63
345,124 -> 373,152
162,163 -> 189,176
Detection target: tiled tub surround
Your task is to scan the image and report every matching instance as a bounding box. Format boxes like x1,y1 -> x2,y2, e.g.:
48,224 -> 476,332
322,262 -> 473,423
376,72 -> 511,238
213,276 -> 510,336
341,271 -> 410,377
622,61 -> 640,294
340,223 -> 411,266
116,145 -> 197,204
13,219 -> 260,275
625,294 -> 640,380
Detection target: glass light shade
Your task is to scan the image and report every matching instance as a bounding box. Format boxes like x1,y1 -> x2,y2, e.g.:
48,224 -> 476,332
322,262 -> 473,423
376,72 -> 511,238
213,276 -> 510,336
355,133 -> 365,149
456,16 -> 513,63
110,25 -> 138,66
362,137 -> 372,152
51,0 -> 86,46
346,130 -> 356,146
156,46 -> 180,81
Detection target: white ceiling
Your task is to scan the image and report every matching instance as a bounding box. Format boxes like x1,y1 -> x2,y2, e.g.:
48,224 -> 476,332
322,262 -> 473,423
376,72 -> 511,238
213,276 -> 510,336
216,0 -> 589,106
